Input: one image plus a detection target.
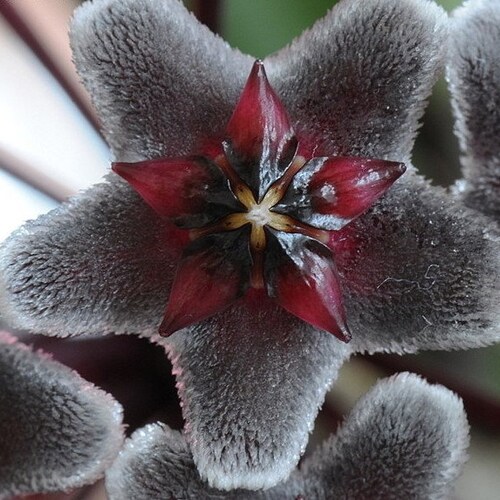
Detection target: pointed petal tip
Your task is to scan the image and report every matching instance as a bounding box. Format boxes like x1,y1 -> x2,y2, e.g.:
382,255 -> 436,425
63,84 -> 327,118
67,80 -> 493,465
307,311 -> 352,343
298,156 -> 408,228
389,160 -> 407,178
226,57 -> 295,194
360,158 -> 407,180
329,322 -> 352,343
158,320 -> 177,338
111,160 -> 149,187
112,160 -> 138,172
111,161 -> 125,171
239,59 -> 272,98
159,235 -> 251,337
111,161 -> 135,181
267,234 -> 352,343
389,160 -> 406,171
379,159 -> 407,186
112,157 -> 222,220
251,59 -> 266,78
158,316 -> 181,338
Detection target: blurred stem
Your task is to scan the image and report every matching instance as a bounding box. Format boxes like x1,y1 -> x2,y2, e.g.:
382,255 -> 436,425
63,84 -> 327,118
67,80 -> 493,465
0,1 -> 102,135
0,148 -> 70,202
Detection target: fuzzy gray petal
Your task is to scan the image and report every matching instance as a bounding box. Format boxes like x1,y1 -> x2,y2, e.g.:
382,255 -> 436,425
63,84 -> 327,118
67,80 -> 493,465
302,372 -> 469,500
106,423 -> 306,499
267,0 -> 447,164
70,0 -> 252,162
162,303 -> 351,491
337,171 -> 500,354
105,424 -> 212,500
448,0 -> 500,218
105,374 -> 468,500
0,176 -> 175,337
0,333 -> 124,498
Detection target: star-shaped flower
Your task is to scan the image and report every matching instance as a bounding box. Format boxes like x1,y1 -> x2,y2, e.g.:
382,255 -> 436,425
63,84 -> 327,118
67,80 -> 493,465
113,59 -> 405,341
1,0 -> 500,493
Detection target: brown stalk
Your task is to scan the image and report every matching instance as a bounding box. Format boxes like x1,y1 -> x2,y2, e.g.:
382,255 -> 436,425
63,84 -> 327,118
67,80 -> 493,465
0,147 -> 71,202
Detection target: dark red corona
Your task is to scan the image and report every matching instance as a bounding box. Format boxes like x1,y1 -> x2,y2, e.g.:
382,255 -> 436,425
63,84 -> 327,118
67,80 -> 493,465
113,61 -> 405,342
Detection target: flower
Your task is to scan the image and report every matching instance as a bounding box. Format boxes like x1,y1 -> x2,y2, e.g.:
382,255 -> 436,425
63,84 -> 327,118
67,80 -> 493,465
0,334 -> 470,499
0,332 -> 124,497
0,0 -> 500,494
106,373 -> 470,499
113,59 -> 405,341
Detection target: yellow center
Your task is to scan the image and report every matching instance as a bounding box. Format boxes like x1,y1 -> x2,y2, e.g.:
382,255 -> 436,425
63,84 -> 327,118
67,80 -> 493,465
189,154 -> 329,288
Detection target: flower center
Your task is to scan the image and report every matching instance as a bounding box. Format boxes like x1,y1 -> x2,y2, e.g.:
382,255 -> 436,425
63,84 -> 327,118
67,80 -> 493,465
190,152 -> 330,288
246,202 -> 272,227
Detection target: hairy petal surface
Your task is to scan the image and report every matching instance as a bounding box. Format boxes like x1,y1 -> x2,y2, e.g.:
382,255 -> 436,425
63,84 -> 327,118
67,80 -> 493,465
162,302 -> 351,491
105,374 -> 468,500
448,0 -> 500,218
335,172 -> 500,353
267,0 -> 447,163
105,425 -> 192,500
106,423 -> 305,499
0,333 -> 124,498
105,424 -> 266,500
0,176 -> 178,337
302,373 -> 469,500
71,0 -> 252,161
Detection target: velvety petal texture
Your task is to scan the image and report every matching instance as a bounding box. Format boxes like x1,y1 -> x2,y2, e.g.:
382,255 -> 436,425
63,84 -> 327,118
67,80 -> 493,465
71,0 -> 252,161
0,333 -> 124,498
4,0 -> 492,352
105,373 -> 468,500
337,171 -> 500,354
0,177 -> 177,337
106,424 -> 230,500
302,373 -> 469,500
267,0 -> 448,163
162,303 -> 351,491
448,0 -> 500,218
1,0 -> 498,494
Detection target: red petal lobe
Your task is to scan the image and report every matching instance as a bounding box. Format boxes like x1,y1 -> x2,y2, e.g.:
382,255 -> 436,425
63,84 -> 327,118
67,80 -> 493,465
113,157 -> 219,219
160,233 -> 250,336
225,60 -> 297,194
266,233 -> 351,342
310,157 -> 406,220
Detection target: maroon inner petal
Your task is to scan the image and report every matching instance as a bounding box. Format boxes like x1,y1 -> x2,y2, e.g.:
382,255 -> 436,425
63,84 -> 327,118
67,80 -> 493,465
279,157 -> 405,231
112,157 -> 232,226
265,231 -> 351,342
310,157 -> 406,219
160,231 -> 251,336
225,60 -> 297,196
